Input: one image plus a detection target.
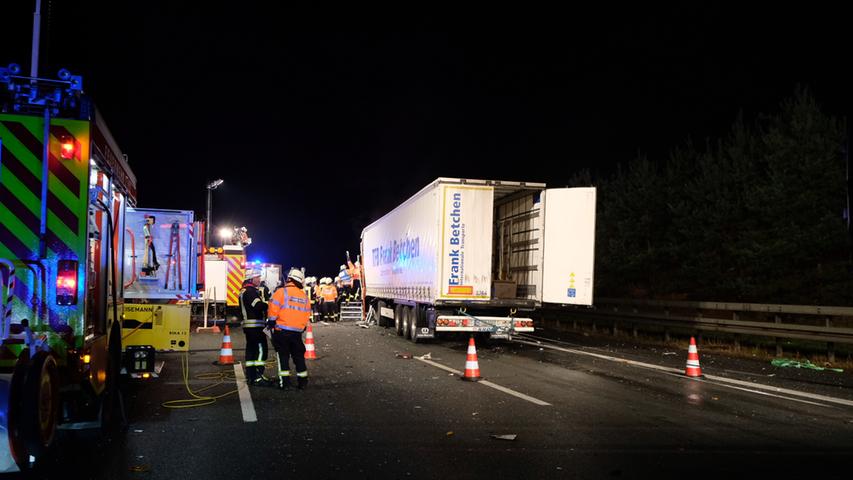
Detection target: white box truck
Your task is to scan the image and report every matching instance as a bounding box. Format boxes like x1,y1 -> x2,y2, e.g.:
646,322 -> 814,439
361,178 -> 596,342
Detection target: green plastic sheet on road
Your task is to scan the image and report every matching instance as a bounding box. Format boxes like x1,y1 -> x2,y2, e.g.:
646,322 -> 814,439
771,358 -> 844,373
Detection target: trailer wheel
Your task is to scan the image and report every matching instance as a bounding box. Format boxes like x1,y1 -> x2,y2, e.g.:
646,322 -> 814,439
409,306 -> 421,343
377,300 -> 388,327
402,306 -> 411,339
394,305 -> 404,336
22,351 -> 59,461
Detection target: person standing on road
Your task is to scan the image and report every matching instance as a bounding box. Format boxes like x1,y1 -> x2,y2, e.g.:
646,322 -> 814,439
318,277 -> 338,322
239,269 -> 272,386
267,268 -> 311,389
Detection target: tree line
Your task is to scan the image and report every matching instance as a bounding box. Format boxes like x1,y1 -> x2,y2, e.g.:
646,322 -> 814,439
572,89 -> 851,305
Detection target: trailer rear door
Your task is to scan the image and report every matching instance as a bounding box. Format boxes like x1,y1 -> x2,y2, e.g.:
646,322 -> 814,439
436,184 -> 494,300
540,188 -> 596,305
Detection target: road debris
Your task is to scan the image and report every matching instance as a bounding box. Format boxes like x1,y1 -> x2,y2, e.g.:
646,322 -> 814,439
490,434 -> 517,441
662,352 -> 677,356
416,352 -> 432,360
771,358 -> 843,373
133,429 -> 144,433
396,352 -> 413,359
129,465 -> 150,473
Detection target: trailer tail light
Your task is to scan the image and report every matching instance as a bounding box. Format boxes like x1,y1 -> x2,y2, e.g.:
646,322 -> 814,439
56,259 -> 78,305
59,137 -> 76,160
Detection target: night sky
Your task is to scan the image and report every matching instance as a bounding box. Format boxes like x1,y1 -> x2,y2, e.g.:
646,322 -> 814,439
2,2 -> 850,276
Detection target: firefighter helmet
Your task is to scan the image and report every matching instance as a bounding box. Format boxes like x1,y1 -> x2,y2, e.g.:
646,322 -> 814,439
243,269 -> 261,282
287,268 -> 305,284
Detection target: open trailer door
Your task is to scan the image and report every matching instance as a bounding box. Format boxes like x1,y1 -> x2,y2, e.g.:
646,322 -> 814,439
540,187 -> 596,305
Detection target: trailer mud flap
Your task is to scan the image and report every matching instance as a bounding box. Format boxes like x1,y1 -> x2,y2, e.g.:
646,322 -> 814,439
415,327 -> 435,339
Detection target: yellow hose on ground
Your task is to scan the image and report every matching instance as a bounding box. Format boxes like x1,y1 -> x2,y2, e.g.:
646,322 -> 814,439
161,354 -> 279,409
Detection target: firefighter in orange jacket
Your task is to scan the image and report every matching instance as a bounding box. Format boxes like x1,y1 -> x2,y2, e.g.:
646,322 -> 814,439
318,277 -> 338,322
267,268 -> 311,389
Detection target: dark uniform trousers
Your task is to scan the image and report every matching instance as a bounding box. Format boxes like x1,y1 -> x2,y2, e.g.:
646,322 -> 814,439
272,329 -> 307,386
321,301 -> 338,322
244,327 -> 269,381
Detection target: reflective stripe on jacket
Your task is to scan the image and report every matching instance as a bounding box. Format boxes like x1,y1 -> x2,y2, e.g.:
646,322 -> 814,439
240,284 -> 268,327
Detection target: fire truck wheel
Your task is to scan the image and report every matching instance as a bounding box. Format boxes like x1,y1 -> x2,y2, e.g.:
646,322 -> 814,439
100,322 -> 125,434
22,351 -> 59,460
0,354 -> 31,471
394,305 -> 404,336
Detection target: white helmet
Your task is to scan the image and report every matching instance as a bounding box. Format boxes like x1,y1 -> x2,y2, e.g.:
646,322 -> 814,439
321,277 -> 331,285
334,276 -> 340,282
340,264 -> 346,271
287,268 -> 305,284
243,269 -> 261,282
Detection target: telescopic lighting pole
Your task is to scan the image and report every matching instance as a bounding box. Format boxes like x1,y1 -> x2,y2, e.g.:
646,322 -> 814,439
31,0 -> 41,78
206,179 -> 224,247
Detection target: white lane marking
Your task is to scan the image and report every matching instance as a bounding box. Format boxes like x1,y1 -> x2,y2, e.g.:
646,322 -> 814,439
654,370 -> 831,408
233,362 -> 258,422
415,357 -> 551,406
515,339 -> 853,409
702,373 -> 853,408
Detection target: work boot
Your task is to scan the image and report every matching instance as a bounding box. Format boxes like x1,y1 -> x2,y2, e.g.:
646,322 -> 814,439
297,377 -> 308,390
250,376 -> 273,387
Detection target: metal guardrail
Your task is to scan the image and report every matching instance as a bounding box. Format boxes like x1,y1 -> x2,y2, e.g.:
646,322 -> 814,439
542,297 -> 853,362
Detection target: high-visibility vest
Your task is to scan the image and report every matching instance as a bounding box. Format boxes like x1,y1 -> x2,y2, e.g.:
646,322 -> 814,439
319,284 -> 337,302
340,270 -> 353,287
268,283 -> 310,332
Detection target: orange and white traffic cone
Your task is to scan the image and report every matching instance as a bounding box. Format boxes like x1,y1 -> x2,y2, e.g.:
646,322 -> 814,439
304,323 -> 317,360
685,336 -> 702,377
461,336 -> 482,382
217,325 -> 235,365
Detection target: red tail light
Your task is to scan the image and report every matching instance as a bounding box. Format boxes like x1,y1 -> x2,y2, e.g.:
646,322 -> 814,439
60,137 -> 75,160
57,259 -> 79,305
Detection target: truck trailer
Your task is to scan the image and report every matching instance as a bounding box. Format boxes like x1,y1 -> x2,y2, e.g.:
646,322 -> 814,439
361,178 -> 596,342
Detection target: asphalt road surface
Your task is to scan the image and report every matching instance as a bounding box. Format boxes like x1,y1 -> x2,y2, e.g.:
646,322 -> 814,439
18,322 -> 853,479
